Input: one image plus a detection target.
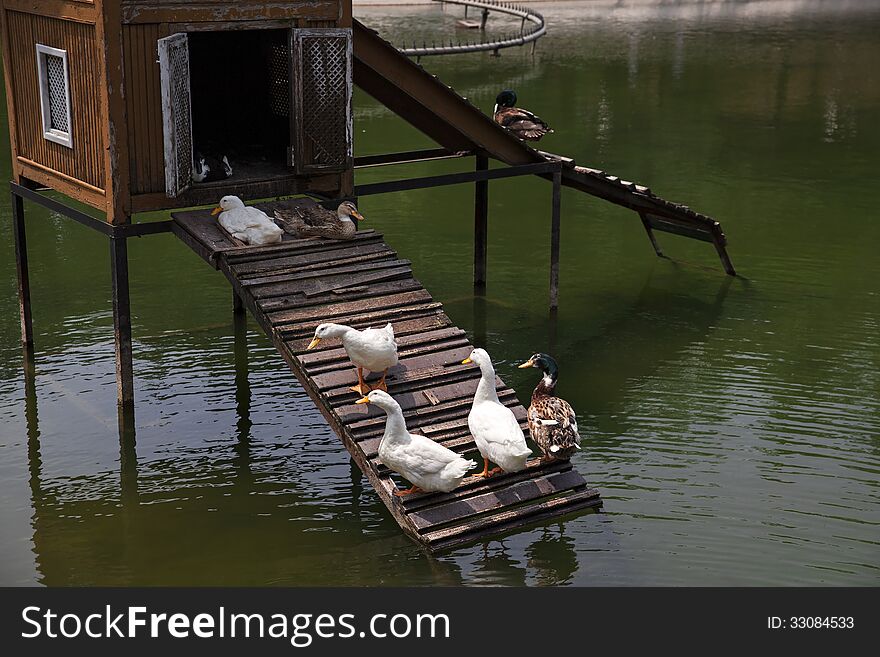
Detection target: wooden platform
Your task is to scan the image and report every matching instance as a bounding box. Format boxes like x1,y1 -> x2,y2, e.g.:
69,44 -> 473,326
171,198 -> 601,551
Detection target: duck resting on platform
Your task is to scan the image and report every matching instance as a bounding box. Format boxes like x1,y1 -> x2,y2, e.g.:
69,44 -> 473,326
462,348 -> 532,477
518,353 -> 581,461
274,201 -> 365,240
211,195 -> 283,246
493,89 -> 554,142
307,322 -> 398,395
357,390 -> 477,496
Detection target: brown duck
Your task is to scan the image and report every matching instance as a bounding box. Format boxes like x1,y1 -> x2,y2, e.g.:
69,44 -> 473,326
493,89 -> 553,141
274,201 -> 365,240
518,353 -> 580,461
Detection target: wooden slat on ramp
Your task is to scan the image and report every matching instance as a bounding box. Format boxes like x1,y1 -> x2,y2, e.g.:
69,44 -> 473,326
172,198 -> 601,551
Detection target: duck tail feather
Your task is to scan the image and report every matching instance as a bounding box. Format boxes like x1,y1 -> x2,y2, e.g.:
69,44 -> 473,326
448,458 -> 478,479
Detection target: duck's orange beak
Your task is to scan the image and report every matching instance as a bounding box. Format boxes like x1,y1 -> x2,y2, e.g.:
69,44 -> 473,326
517,358 -> 536,369
355,396 -> 370,405
307,337 -> 321,350
351,210 -> 365,222
211,206 -> 222,216
461,357 -> 473,365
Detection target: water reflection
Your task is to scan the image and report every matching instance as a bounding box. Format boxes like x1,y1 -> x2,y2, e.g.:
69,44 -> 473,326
24,350 -> 42,511
526,525 -> 579,586
348,457 -> 364,518
118,405 -> 138,506
573,272 -> 733,418
472,292 -> 488,347
462,523 -> 583,586
471,541 -> 528,586
232,312 -> 253,488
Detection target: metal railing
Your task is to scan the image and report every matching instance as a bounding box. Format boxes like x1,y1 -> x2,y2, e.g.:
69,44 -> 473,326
398,0 -> 546,58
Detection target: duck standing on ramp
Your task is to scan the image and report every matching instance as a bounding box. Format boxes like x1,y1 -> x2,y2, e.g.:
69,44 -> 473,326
462,348 -> 532,477
518,353 -> 581,461
307,322 -> 398,395
357,390 -> 477,496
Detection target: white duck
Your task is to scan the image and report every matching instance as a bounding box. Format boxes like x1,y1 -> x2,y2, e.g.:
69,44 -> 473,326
211,195 -> 283,246
307,322 -> 398,395
462,348 -> 532,477
357,390 -> 477,496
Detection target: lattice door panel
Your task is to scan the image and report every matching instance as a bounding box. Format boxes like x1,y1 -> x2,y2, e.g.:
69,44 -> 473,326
289,29 -> 353,174
269,43 -> 290,117
158,33 -> 193,198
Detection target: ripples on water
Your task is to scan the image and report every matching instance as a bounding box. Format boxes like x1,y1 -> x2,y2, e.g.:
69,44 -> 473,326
0,1 -> 878,585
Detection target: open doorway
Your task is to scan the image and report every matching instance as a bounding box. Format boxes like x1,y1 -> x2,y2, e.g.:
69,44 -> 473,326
187,29 -> 291,187
158,27 -> 352,198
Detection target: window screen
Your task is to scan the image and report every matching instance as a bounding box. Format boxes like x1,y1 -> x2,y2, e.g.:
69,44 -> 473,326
44,54 -> 69,132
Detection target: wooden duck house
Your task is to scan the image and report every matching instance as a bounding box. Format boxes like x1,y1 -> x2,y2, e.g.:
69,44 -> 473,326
0,0 -> 355,224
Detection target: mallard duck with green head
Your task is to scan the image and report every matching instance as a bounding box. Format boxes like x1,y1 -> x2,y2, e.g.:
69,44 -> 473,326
493,89 -> 554,141
518,353 -> 580,461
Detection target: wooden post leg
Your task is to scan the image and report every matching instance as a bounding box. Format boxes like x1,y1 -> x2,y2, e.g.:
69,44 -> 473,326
11,190 -> 34,352
474,154 -> 489,290
712,231 -> 737,277
110,235 -> 135,409
549,170 -> 562,311
233,309 -> 252,435
638,212 -> 664,257
233,289 -> 245,314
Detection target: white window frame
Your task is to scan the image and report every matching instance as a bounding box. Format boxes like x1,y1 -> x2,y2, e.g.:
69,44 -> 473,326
35,44 -> 73,149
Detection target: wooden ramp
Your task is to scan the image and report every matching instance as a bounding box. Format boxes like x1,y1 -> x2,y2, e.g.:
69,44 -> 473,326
352,19 -> 735,275
172,198 -> 601,551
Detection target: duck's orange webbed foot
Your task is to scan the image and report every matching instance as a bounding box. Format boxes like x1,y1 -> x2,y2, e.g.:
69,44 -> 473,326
393,485 -> 424,497
371,369 -> 389,392
474,458 -> 491,478
350,367 -> 370,396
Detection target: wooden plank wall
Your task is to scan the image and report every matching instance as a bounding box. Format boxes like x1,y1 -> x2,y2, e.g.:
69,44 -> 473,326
120,1 -> 343,24
123,22 -> 164,195
5,10 -> 105,191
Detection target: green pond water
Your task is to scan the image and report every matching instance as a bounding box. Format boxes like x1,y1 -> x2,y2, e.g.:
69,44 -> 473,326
1,1 -> 878,586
